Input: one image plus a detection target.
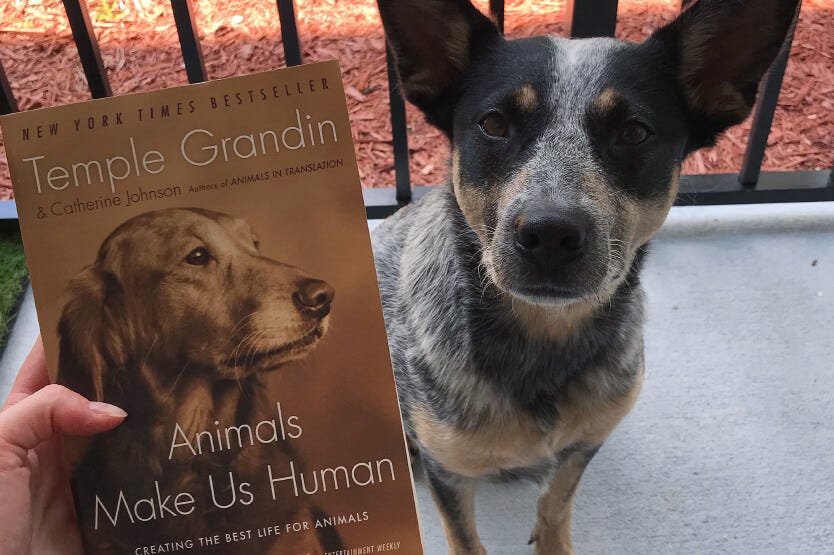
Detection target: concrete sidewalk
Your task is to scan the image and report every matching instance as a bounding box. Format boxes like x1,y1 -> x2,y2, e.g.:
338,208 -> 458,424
2,202 -> 833,553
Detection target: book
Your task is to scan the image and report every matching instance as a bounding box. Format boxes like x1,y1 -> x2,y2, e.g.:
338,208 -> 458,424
1,60 -> 423,554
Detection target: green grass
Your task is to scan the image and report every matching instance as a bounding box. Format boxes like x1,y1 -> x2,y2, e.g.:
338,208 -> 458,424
0,231 -> 28,347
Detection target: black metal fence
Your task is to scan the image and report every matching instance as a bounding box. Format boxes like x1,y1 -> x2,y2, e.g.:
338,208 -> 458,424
0,0 -> 831,222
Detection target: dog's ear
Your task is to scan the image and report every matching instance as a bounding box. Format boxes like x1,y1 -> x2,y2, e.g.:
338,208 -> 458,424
57,267 -> 128,402
378,0 -> 502,135
649,0 -> 799,150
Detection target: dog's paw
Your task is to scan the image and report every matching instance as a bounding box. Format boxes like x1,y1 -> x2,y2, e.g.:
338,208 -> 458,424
528,522 -> 538,545
445,539 -> 486,555
458,544 -> 486,555
528,521 -> 574,555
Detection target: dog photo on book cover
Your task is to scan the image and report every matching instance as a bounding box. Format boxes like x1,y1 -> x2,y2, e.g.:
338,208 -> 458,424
56,207 -> 342,553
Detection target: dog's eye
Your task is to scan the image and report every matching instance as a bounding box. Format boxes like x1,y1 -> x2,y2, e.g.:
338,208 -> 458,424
479,112 -> 509,138
185,247 -> 212,266
617,121 -> 651,145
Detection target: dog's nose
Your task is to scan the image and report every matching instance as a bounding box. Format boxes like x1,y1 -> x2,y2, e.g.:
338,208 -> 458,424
294,279 -> 335,317
514,208 -> 591,264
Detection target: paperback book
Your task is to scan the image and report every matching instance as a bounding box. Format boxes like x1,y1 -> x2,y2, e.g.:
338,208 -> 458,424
1,60 -> 422,554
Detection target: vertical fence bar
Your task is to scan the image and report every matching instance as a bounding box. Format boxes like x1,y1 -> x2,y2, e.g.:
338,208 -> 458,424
0,60 -> 17,115
171,0 -> 207,84
738,14 -> 798,187
567,0 -> 619,38
62,0 -> 111,98
386,46 -> 411,203
276,0 -> 303,67
490,0 -> 505,34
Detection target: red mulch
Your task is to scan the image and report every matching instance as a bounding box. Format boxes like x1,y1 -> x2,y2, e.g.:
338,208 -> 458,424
0,0 -> 831,200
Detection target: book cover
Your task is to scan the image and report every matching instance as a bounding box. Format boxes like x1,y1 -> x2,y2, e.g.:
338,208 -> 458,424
1,60 -> 422,554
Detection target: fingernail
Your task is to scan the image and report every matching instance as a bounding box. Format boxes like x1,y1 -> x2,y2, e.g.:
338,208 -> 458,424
88,401 -> 127,418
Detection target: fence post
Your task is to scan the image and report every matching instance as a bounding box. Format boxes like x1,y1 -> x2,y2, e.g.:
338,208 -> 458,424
62,0 -> 111,98
0,60 -> 17,115
738,10 -> 799,188
566,0 -> 619,38
490,0 -> 505,34
171,0 -> 207,84
276,0 -> 303,67
386,46 -> 411,203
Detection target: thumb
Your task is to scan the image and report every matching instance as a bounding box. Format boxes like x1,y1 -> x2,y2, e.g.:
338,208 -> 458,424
0,384 -> 126,453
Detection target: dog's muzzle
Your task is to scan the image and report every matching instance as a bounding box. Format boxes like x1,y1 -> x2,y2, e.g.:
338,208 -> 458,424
490,203 -> 608,302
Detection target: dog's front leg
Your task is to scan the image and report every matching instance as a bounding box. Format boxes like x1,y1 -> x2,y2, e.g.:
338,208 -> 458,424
529,443 -> 601,555
422,456 -> 485,555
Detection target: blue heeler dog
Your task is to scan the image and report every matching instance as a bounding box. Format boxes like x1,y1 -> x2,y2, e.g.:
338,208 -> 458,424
372,0 -> 799,553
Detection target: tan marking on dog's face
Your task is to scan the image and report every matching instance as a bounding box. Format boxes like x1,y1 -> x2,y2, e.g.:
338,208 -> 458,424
481,164 -> 532,297
583,170 -> 618,208
571,169 -> 676,302
496,165 -> 529,214
629,168 -> 679,248
452,149 -> 489,244
592,86 -> 620,114
515,84 -> 539,112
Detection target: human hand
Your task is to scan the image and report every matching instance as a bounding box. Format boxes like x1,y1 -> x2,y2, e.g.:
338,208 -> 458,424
0,338 -> 126,555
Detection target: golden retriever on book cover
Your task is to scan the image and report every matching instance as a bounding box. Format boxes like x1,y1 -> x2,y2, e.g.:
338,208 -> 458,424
56,207 -> 342,553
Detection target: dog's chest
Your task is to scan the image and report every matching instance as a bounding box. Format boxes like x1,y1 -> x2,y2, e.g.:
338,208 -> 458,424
417,412 -> 566,478
412,365 -> 642,478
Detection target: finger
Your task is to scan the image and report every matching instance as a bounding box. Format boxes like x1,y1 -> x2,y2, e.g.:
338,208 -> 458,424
4,337 -> 50,407
0,384 -> 126,455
